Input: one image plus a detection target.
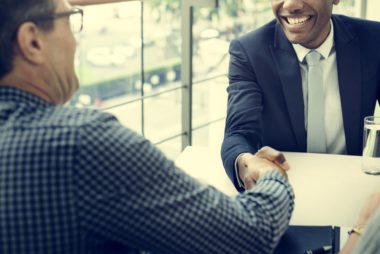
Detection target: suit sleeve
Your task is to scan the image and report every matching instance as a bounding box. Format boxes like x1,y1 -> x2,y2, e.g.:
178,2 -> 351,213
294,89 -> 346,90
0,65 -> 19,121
221,39 -> 264,191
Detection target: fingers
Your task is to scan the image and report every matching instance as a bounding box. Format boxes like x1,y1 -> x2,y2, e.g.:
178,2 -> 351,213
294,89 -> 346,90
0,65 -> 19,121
276,160 -> 290,171
244,177 -> 257,190
242,170 -> 260,190
256,146 -> 290,171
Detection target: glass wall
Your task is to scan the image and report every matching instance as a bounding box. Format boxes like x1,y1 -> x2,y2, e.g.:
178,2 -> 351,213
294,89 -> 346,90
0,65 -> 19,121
72,1 -> 143,135
71,0 -> 359,159
367,0 -> 380,21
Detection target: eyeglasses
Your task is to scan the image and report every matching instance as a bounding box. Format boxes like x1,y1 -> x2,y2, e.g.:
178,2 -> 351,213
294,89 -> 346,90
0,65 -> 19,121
30,7 -> 84,33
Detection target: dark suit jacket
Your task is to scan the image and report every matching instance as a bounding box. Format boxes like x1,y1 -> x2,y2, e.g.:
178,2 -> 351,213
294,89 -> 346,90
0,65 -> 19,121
221,15 -> 380,191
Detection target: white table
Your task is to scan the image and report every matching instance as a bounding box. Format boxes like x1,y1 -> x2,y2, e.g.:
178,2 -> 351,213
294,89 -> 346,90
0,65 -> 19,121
175,146 -> 380,227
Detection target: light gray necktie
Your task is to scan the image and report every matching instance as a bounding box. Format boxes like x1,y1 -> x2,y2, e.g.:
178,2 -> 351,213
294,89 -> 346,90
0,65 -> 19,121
306,50 -> 326,153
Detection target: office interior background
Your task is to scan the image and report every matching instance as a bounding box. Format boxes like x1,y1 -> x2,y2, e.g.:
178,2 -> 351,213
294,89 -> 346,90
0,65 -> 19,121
69,0 -> 378,160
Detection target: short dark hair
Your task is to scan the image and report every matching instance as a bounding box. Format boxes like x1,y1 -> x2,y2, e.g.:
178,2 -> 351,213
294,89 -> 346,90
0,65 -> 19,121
0,0 -> 57,79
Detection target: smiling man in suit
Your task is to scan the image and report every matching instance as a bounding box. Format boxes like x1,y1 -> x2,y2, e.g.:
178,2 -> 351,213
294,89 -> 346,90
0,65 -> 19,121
221,0 -> 380,191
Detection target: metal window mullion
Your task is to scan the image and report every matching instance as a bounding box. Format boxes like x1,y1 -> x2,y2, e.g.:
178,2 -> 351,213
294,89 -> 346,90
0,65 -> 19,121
181,0 -> 218,151
181,3 -> 193,150
355,0 -> 367,18
361,0 -> 367,19
140,0 -> 145,137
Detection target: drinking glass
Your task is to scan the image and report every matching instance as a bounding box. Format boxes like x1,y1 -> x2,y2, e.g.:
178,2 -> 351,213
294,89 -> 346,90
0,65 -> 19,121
362,116 -> 380,175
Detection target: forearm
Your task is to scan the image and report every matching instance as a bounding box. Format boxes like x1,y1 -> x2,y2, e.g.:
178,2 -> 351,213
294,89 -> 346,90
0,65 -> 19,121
234,171 -> 294,250
151,170 -> 294,254
157,170 -> 295,254
108,165 -> 293,253
339,234 -> 361,254
347,203 -> 380,254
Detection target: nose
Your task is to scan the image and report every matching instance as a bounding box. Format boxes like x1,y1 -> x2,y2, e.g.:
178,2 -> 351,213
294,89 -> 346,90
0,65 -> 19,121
282,0 -> 304,12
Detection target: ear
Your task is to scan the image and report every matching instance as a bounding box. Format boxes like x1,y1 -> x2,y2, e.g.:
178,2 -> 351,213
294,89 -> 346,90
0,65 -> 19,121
16,22 -> 46,65
333,0 -> 340,5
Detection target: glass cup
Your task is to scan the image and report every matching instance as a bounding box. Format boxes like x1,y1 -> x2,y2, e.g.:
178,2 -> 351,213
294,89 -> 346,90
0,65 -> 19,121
362,116 -> 380,175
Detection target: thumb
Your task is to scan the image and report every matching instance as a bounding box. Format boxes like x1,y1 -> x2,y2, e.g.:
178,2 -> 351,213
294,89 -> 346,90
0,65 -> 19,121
257,146 -> 290,170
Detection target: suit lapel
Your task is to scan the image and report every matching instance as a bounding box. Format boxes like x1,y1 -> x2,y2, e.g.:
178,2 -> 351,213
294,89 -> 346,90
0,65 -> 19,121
333,16 -> 362,155
270,23 -> 306,151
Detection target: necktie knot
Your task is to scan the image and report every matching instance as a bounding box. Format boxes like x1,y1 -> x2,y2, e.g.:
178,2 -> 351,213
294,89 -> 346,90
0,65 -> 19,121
305,50 -> 321,67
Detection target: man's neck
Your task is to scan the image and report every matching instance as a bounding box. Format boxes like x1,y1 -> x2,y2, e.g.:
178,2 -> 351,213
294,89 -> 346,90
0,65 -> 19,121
292,20 -> 335,63
0,71 -> 55,105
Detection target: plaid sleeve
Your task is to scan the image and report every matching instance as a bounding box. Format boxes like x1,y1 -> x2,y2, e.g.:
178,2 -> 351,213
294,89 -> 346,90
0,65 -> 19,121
74,113 -> 294,254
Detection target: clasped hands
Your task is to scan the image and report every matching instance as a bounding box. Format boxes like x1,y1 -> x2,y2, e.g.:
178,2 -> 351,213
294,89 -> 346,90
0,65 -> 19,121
237,146 -> 290,190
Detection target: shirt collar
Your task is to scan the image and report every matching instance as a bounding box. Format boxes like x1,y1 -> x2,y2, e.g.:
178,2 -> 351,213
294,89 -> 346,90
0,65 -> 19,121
292,19 -> 334,62
0,86 -> 51,109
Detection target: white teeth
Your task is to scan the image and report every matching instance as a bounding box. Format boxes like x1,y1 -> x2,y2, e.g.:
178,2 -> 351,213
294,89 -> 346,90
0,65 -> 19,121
287,16 -> 310,25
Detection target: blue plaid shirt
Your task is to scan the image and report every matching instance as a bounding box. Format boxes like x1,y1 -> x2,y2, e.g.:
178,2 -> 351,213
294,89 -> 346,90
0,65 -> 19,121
0,87 -> 294,254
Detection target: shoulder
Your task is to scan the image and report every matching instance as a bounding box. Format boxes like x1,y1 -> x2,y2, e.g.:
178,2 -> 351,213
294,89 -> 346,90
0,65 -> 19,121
50,106 -> 153,162
333,14 -> 380,38
68,107 -> 150,152
42,106 -> 119,130
56,107 -> 138,142
38,106 -> 136,144
334,14 -> 380,27
232,19 -> 277,49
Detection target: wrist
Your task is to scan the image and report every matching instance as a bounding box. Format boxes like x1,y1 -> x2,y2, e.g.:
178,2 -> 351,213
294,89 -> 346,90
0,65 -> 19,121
237,153 -> 253,175
238,153 -> 253,164
348,225 -> 366,236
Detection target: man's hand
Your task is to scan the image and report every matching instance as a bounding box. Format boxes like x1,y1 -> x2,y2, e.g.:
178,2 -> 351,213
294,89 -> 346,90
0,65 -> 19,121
237,146 -> 290,189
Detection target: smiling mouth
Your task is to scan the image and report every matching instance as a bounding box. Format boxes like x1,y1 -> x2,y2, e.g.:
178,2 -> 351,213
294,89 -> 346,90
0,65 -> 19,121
285,16 -> 312,25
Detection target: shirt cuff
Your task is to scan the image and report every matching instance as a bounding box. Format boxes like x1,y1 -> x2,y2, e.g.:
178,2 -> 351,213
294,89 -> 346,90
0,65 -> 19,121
234,153 -> 246,188
257,170 -> 294,201
258,170 -> 288,184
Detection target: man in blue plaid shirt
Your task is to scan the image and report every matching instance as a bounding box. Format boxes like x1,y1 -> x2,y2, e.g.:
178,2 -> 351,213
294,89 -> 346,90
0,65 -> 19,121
0,0 -> 294,253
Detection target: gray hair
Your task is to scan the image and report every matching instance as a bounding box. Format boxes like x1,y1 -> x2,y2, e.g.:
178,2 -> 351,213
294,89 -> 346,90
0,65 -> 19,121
0,0 -> 57,79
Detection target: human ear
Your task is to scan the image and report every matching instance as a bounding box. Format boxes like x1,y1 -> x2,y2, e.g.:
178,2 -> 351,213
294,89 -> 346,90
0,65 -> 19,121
333,0 -> 340,5
16,22 -> 45,65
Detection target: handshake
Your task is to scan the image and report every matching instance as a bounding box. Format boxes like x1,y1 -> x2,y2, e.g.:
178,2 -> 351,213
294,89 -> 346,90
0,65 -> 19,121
237,146 -> 291,189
